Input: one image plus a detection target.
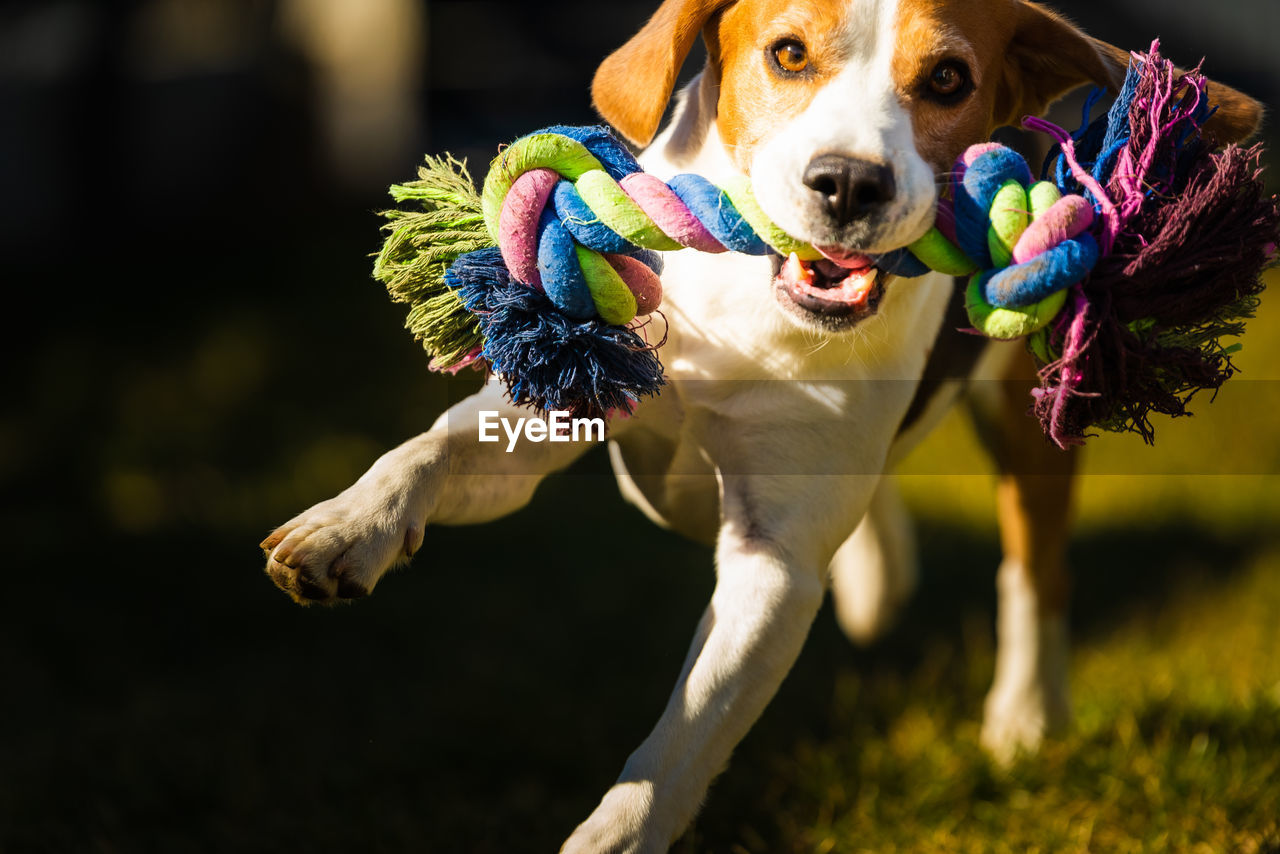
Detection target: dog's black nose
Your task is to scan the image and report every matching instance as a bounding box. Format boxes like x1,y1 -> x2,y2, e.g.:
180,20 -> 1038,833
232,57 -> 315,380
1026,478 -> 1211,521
802,155 -> 896,227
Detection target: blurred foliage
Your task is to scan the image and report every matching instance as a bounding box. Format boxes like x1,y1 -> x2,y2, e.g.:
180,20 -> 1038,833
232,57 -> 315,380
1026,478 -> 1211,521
898,270 -> 1280,533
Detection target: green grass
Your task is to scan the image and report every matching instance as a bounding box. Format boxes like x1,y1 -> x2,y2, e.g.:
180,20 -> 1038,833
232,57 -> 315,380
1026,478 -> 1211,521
680,547 -> 1280,853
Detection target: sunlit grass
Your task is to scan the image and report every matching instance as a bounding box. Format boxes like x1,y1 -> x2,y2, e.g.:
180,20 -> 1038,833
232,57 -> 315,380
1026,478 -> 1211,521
683,544 -> 1280,853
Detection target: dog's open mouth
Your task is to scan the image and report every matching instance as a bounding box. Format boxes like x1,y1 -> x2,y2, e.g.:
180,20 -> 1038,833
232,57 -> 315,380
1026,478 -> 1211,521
771,248 -> 885,321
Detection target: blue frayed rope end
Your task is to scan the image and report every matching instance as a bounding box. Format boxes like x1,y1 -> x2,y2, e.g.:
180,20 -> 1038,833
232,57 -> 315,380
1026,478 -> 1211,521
447,247 -> 666,417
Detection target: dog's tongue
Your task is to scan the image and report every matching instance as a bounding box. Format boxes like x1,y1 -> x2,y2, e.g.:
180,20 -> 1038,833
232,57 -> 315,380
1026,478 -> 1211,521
780,252 -> 877,306
816,245 -> 875,269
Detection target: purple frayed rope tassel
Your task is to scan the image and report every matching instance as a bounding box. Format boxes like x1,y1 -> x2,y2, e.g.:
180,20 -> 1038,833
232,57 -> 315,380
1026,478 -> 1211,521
1017,116 -> 1121,446
1022,41 -> 1230,448
1111,43 -> 1209,236
1032,286 -> 1099,447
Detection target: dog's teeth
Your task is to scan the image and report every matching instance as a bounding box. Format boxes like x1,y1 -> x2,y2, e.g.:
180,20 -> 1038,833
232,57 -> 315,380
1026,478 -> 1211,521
782,252 -> 812,285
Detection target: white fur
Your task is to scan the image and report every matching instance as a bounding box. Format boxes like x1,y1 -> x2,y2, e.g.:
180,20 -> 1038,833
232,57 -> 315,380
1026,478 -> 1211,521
981,558 -> 1071,762
751,0 -> 937,254
263,1 -> 1071,846
563,95 -> 958,847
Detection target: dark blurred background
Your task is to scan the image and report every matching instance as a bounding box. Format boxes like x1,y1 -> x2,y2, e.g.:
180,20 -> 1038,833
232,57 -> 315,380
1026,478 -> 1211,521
1,2 -> 1276,852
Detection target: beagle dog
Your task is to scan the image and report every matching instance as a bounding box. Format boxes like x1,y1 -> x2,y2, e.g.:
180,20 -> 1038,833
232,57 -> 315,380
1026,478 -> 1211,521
261,0 -> 1261,850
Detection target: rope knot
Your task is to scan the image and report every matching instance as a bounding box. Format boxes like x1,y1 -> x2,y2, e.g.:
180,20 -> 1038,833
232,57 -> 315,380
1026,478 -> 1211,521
905,143 -> 1101,340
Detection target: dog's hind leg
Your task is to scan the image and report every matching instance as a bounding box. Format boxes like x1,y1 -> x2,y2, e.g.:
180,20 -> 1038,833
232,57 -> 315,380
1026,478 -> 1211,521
969,354 -> 1077,762
261,378 -> 602,605
828,478 -> 918,644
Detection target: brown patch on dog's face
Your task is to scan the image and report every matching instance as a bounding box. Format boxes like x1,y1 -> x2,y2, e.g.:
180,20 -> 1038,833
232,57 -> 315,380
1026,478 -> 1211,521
888,0 -> 1118,175
711,0 -> 1131,179
595,0 -> 1264,171
891,0 -> 1005,174
712,0 -> 854,172
890,0 -> 1134,175
712,0 -> 1041,178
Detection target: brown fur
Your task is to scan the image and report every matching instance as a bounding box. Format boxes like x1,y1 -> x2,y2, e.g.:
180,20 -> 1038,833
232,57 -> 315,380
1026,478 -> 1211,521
594,0 -> 1262,173
979,353 -> 1077,615
712,0 -> 854,168
591,0 -> 733,146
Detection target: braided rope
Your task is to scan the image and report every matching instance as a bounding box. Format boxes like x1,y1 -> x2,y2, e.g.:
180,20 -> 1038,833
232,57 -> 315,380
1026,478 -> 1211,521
944,143 -> 1101,339
936,143 -> 1101,339
474,125 -> 1102,335
378,45 -> 1275,443
479,126 -> 822,325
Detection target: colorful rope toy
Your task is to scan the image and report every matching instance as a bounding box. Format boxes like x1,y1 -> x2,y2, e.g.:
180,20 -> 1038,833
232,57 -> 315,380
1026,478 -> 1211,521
375,42 -> 1277,446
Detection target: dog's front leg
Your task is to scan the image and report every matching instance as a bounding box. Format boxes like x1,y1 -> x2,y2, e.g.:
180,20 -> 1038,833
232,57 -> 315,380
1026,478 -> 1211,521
262,378 -> 601,604
563,470 -> 877,853
971,355 -> 1077,760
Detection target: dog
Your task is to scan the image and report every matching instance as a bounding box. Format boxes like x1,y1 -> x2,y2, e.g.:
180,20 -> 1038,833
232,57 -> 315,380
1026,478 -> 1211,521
261,1 -> 1262,850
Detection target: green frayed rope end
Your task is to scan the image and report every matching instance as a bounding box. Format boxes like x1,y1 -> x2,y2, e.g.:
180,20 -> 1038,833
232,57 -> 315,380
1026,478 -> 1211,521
373,154 -> 492,371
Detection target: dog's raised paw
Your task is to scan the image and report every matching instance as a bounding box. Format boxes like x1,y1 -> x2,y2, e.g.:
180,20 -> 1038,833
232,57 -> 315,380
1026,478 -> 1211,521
261,492 -> 424,606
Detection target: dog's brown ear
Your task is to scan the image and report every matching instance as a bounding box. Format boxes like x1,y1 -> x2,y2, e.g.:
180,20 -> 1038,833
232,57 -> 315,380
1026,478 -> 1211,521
1197,74 -> 1264,144
592,0 -> 731,147
994,2 -> 1127,127
998,1 -> 1263,143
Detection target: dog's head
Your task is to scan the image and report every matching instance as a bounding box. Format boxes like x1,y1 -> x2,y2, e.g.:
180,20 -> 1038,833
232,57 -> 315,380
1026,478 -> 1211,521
593,0 -> 1262,331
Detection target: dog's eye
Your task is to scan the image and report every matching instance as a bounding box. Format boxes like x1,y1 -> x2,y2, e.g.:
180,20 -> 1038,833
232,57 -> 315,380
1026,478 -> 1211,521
925,60 -> 972,103
768,39 -> 809,75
